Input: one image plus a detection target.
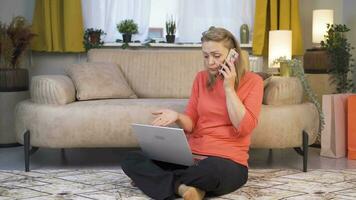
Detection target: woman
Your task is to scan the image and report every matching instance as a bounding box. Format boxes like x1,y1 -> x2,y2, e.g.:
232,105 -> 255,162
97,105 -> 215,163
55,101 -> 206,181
122,27 -> 263,200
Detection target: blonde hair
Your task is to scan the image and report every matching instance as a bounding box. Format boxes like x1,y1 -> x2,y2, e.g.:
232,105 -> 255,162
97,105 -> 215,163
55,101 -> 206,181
201,27 -> 248,90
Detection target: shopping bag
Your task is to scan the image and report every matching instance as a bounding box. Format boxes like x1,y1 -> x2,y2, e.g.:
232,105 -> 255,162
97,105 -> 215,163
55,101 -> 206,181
348,95 -> 356,160
321,94 -> 351,158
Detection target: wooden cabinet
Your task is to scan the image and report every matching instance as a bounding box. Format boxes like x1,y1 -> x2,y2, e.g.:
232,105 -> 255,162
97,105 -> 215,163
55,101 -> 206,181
305,73 -> 336,105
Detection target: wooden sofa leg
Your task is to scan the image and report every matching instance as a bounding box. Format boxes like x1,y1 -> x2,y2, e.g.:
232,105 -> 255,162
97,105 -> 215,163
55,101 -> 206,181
24,131 -> 39,172
293,131 -> 309,172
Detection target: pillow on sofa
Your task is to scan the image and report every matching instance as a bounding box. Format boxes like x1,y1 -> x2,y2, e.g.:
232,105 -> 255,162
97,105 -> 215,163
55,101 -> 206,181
263,76 -> 303,105
65,62 -> 137,100
256,72 -> 272,80
256,72 -> 272,87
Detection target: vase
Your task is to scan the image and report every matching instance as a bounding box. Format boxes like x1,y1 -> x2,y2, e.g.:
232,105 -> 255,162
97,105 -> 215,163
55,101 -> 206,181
0,68 -> 29,146
240,24 -> 249,44
279,62 -> 291,77
0,90 -> 29,146
89,32 -> 101,44
122,34 -> 132,43
0,68 -> 29,92
166,35 -> 175,43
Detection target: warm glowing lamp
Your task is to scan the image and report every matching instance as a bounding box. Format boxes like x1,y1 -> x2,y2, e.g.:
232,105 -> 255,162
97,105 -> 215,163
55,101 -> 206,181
304,9 -> 334,73
268,30 -> 292,76
312,9 -> 334,46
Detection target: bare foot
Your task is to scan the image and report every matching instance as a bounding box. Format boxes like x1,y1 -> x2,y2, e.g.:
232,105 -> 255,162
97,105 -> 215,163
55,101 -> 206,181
130,181 -> 136,187
178,184 -> 205,200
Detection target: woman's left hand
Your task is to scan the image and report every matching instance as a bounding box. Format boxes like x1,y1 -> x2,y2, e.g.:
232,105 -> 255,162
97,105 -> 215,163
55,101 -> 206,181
151,109 -> 178,127
219,60 -> 236,91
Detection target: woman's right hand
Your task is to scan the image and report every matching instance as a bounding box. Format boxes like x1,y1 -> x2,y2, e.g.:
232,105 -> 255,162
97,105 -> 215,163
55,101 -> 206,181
151,109 -> 178,127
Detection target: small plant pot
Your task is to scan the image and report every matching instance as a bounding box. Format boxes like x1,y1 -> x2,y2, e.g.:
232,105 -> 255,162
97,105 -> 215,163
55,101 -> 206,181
89,32 -> 101,44
0,68 -> 29,92
122,34 -> 132,43
279,62 -> 291,77
166,35 -> 175,43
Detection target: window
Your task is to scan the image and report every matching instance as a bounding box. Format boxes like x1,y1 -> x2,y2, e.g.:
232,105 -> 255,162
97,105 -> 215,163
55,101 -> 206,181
82,0 -> 255,43
149,0 -> 179,29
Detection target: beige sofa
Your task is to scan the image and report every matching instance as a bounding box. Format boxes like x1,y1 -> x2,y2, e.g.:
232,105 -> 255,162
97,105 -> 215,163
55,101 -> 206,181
15,49 -> 319,172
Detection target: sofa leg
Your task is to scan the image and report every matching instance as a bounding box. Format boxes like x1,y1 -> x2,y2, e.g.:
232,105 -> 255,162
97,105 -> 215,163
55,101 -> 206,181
267,149 -> 273,164
23,131 -> 39,172
24,131 -> 30,172
293,131 -> 309,172
303,131 -> 308,172
61,148 -> 67,164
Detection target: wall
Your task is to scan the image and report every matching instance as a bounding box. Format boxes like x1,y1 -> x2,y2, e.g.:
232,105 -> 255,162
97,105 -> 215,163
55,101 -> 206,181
0,0 -> 84,78
0,0 -> 34,23
1,0 -> 356,84
300,0 -> 356,86
343,0 -> 356,84
299,0 -> 344,50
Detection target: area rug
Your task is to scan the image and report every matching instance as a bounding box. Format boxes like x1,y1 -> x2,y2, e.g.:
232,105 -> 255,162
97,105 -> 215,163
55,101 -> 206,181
0,169 -> 356,199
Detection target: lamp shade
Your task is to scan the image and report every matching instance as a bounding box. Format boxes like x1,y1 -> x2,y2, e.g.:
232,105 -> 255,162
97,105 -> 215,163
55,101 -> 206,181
268,30 -> 292,68
312,9 -> 334,44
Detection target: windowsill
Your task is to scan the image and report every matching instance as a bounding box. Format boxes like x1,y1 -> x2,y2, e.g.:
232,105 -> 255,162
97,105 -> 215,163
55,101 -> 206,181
103,42 -> 252,48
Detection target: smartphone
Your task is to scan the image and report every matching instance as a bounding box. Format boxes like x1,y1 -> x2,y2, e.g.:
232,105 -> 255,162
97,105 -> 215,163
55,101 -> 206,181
219,48 -> 239,75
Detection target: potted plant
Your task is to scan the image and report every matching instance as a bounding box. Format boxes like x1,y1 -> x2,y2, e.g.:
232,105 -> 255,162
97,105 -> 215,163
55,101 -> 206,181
83,28 -> 106,51
321,24 -> 355,93
0,16 -> 36,91
165,16 -> 176,43
117,19 -> 138,43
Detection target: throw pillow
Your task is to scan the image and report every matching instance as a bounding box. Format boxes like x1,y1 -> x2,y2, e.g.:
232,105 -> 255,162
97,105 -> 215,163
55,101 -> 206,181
255,72 -> 272,80
255,72 -> 273,88
65,62 -> 137,100
263,76 -> 303,105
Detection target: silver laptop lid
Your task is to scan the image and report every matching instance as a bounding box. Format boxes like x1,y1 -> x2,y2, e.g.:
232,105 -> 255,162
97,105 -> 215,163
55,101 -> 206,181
131,123 -> 194,166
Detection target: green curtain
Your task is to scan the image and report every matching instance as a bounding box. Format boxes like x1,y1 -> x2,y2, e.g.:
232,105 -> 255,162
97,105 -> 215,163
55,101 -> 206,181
31,0 -> 84,52
252,0 -> 303,56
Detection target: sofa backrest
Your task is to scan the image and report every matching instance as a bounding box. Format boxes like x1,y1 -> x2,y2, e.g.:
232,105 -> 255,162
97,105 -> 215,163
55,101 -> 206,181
88,49 -> 249,98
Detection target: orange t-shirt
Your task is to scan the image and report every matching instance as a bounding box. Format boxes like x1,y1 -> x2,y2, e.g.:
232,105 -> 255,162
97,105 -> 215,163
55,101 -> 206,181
184,70 -> 263,167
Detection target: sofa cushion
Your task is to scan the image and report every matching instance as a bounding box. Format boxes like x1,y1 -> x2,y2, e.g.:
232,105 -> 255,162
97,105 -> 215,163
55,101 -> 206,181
87,49 -> 250,98
31,75 -> 76,105
88,49 -> 203,98
256,72 -> 272,80
263,76 -> 303,105
65,62 -> 137,100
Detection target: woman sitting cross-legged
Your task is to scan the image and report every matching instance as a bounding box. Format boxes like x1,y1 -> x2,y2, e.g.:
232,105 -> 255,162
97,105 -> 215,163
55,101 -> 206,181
121,26 -> 263,200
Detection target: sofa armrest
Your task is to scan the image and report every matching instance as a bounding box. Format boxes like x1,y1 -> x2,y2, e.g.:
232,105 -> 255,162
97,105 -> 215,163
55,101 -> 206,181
263,77 -> 303,105
251,103 -> 319,148
30,75 -> 76,105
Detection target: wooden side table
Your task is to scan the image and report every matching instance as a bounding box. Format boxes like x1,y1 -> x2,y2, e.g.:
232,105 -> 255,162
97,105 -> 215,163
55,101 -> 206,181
305,73 -> 336,106
0,91 -> 29,147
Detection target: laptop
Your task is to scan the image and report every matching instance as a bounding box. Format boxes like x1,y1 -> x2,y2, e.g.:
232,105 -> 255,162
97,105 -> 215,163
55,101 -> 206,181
131,123 -> 194,166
